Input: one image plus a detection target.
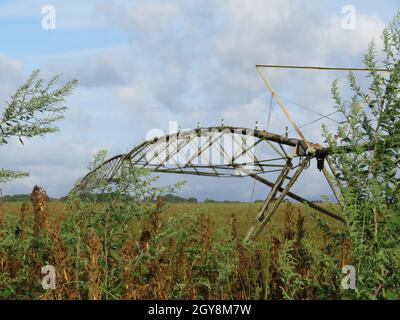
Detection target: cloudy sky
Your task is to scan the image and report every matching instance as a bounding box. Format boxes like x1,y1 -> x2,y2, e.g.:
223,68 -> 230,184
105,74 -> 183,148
0,0 -> 398,201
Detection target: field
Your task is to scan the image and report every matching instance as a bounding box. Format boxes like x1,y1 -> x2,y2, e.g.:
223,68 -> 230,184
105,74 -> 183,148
1,201 -> 343,245
0,193 -> 348,300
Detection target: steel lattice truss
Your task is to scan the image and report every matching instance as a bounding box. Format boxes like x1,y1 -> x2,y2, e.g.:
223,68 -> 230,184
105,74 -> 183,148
73,125 -> 345,240
73,64 -> 390,240
77,126 -> 307,183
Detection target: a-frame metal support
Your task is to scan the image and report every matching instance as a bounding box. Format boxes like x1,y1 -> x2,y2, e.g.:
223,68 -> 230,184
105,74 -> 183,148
245,156 -> 312,241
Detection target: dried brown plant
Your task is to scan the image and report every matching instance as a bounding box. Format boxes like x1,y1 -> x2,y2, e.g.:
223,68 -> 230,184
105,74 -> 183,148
31,185 -> 49,238
86,228 -> 102,300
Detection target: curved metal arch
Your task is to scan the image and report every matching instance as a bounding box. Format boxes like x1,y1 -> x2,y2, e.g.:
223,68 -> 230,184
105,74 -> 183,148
73,126 -> 310,194
72,125 -> 346,239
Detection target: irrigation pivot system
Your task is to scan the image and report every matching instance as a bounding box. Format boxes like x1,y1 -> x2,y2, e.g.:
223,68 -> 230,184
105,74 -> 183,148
73,64 -> 389,241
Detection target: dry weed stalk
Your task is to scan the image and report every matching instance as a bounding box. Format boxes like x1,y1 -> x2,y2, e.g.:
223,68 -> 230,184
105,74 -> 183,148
30,185 -> 50,292
254,248 -> 266,299
152,197 -> 165,234
151,245 -> 174,300
139,229 -> 151,252
120,239 -> 137,299
283,203 -> 295,240
199,215 -> 212,256
175,243 -> 191,297
32,186 -> 73,298
44,220 -> 71,298
339,239 -> 352,269
19,203 -> 29,241
230,213 -> 238,241
230,212 -> 248,299
86,228 -> 102,300
31,185 -> 49,238
294,213 -> 310,276
268,237 -> 283,299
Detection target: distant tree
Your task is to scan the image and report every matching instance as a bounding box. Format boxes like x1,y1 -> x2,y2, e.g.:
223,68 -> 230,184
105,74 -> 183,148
187,197 -> 198,203
161,194 -> 184,203
0,70 -> 77,183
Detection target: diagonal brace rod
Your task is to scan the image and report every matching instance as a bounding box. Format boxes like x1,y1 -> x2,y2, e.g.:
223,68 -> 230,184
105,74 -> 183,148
245,157 -> 311,241
248,173 -> 345,223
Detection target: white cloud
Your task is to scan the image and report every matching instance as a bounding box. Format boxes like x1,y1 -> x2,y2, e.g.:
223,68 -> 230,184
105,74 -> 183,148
313,13 -> 385,59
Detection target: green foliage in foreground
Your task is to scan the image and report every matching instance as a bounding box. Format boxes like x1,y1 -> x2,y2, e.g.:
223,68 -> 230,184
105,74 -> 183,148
0,70 -> 77,183
322,12 -> 400,299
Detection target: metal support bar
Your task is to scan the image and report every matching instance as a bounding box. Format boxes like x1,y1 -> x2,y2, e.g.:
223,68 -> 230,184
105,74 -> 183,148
325,156 -> 343,205
256,160 -> 292,222
255,64 -> 389,72
256,66 -> 311,148
248,173 -> 345,223
245,157 -> 311,241
322,166 -> 343,205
